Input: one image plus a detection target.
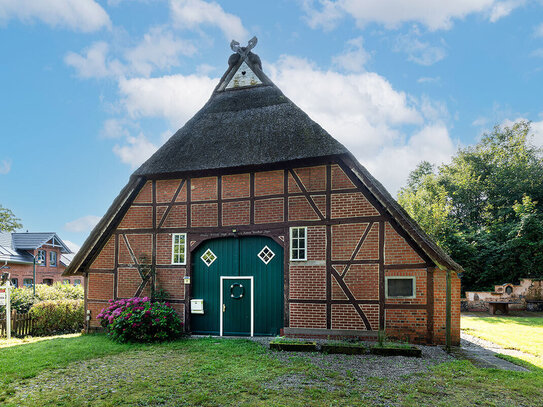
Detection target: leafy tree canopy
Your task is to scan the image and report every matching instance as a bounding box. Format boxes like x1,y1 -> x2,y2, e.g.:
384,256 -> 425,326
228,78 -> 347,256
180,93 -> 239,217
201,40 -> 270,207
398,121 -> 543,291
0,205 -> 22,232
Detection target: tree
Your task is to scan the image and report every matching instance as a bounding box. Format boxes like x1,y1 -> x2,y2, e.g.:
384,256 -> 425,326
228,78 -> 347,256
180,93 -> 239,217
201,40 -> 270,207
0,205 -> 22,232
398,121 -> 543,291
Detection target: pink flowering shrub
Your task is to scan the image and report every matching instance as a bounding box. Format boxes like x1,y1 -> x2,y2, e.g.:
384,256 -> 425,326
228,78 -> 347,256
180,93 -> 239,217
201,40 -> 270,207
97,297 -> 183,342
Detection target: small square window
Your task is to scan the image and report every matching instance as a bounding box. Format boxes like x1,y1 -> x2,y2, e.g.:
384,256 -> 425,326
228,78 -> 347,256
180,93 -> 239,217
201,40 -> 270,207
23,278 -> 33,288
171,233 -> 187,265
385,277 -> 416,299
50,251 -> 57,267
74,279 -> 81,286
11,278 -> 18,288
290,227 -> 307,261
37,249 -> 46,266
201,249 -> 217,267
62,279 -> 70,285
258,246 -> 275,264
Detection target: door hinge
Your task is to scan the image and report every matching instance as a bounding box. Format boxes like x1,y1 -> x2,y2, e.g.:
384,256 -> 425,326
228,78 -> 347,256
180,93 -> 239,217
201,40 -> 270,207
222,303 -> 226,312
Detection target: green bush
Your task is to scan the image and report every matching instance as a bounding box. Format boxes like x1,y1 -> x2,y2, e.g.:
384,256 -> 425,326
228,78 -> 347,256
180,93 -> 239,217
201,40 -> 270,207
97,297 -> 183,343
29,299 -> 85,336
3,283 -> 84,313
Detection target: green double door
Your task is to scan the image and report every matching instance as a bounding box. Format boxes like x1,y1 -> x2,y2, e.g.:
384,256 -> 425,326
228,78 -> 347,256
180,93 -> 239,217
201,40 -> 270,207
191,236 -> 284,336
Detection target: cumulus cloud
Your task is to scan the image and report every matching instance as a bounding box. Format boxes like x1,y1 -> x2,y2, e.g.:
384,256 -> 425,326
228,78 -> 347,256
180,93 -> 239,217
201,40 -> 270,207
118,74 -> 216,126
0,159 -> 11,174
501,117 -> 543,148
113,133 -> 159,168
302,0 -> 520,31
0,0 -> 110,32
395,29 -> 447,65
124,27 -> 197,76
332,36 -> 370,72
170,0 -> 248,40
65,215 -> 102,233
65,42 -> 124,79
65,29 -> 196,79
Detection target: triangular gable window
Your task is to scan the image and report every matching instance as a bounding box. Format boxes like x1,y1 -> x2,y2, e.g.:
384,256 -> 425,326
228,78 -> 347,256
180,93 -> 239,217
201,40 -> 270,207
225,61 -> 262,89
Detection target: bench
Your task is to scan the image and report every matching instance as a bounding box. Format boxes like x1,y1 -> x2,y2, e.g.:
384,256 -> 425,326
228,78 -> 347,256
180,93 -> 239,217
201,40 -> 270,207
487,301 -> 511,315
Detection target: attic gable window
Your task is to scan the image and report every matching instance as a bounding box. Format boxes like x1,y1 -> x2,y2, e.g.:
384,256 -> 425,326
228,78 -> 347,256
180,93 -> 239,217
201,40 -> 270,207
290,227 -> 307,261
172,233 -> 187,265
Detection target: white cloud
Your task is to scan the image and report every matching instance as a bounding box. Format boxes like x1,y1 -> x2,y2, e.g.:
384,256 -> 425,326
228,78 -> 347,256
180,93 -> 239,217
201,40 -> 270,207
100,119 -> 132,139
63,240 -> 81,253
368,124 -> 456,192
472,116 -> 489,126
124,27 -> 197,76
65,215 -> 101,233
417,76 -> 440,84
0,159 -> 11,174
65,42 -> 124,79
303,0 -> 521,31
65,29 -> 195,79
531,48 -> 543,58
0,0 -> 110,32
170,0 -> 248,40
489,0 -> 525,22
113,133 -> 159,168
535,23 -> 543,37
332,36 -> 370,72
395,29 -> 447,65
118,74 -> 217,126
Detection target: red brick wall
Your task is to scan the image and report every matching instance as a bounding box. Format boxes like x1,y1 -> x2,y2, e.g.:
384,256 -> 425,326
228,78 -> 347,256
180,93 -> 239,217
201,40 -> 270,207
384,223 -> 423,264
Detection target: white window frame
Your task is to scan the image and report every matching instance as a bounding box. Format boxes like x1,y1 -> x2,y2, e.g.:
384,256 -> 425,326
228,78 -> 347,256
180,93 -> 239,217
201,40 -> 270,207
171,233 -> 187,265
50,251 -> 57,267
289,226 -> 307,261
385,276 -> 416,299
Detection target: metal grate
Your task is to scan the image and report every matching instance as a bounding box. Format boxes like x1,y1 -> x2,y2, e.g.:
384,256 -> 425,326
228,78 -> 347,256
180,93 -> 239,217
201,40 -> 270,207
200,249 -> 217,267
257,246 -> 275,265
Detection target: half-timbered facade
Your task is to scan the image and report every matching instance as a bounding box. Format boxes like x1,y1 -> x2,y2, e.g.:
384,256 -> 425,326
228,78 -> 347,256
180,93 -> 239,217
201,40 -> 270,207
64,39 -> 462,345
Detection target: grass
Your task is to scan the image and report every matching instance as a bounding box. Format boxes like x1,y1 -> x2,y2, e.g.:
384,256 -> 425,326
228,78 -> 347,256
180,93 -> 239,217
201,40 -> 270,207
462,314 -> 543,356
2,334 -> 543,406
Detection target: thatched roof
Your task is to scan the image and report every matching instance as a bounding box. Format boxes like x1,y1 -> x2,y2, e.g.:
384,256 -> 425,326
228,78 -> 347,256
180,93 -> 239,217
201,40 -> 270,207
133,82 -> 349,177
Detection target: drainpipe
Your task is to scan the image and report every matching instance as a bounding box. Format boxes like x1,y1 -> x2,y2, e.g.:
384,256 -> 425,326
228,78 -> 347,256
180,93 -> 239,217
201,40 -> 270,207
446,269 -> 452,353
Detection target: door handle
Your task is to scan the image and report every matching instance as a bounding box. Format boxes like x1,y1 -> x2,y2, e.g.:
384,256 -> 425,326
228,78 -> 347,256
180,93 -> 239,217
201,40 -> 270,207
223,304 -> 226,312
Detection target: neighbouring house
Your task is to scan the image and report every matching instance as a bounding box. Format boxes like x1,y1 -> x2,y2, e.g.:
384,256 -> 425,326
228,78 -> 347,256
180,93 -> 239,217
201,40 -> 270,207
0,232 -> 81,287
463,279 -> 543,311
63,39 -> 462,345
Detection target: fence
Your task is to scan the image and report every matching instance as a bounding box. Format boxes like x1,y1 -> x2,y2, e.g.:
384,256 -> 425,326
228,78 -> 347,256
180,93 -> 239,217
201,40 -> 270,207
0,311 -> 34,337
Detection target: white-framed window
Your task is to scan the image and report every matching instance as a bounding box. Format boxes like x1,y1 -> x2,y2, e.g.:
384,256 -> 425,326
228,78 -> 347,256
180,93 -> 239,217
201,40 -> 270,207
37,249 -> 46,266
171,233 -> 187,265
290,226 -> 307,261
385,276 -> 416,299
23,278 -> 33,287
50,251 -> 57,267
74,279 -> 81,286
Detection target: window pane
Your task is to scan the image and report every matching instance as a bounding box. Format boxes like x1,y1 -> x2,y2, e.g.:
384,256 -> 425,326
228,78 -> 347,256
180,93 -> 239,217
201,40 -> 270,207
388,279 -> 414,297
298,249 -> 305,259
292,228 -> 298,238
298,228 -> 305,238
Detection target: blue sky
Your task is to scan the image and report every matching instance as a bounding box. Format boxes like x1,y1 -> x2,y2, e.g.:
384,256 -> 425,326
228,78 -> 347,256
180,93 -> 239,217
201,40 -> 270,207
1,0 -> 543,251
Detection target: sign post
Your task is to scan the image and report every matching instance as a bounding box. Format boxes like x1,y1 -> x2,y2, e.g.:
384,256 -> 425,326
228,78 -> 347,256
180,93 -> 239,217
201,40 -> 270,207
0,282 -> 10,340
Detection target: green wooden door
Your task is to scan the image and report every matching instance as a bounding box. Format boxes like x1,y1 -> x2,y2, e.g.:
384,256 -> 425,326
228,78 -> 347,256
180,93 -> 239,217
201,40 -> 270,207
222,278 -> 252,335
191,236 -> 283,336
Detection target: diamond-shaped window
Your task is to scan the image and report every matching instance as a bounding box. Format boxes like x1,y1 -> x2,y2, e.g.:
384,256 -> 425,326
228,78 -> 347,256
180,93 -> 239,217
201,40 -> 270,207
258,246 -> 275,265
201,249 -> 217,267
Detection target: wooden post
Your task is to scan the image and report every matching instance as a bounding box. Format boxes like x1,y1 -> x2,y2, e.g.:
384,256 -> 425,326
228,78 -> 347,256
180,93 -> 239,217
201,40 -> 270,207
446,270 -> 451,353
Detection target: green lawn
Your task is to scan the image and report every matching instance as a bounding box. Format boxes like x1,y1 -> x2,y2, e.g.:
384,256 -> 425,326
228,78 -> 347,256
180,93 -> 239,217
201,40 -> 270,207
1,334 -> 543,406
462,315 -> 543,357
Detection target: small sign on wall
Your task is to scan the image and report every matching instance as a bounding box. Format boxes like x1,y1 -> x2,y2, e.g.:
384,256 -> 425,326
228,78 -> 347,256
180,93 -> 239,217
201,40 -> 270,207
184,276 -> 191,285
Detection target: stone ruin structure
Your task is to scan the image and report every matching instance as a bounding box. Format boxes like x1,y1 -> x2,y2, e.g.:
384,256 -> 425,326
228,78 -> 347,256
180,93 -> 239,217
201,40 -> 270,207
462,279 -> 543,312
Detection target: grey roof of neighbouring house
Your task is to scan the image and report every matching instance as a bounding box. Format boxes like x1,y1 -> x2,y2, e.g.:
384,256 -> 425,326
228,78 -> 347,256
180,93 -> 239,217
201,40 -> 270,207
0,232 -> 72,264
64,44 -> 462,276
